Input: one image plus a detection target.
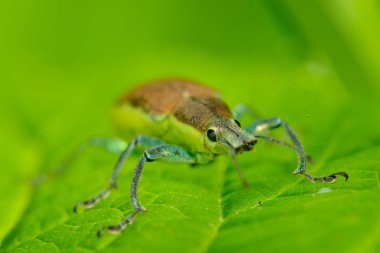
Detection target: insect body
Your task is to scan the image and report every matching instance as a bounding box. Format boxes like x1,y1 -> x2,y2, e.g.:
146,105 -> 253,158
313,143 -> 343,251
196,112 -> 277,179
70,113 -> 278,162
114,80 -> 256,157
69,79 -> 348,236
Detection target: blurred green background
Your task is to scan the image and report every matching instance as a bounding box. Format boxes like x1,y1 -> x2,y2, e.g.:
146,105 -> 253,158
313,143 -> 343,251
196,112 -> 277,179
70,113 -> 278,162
1,0 -> 380,252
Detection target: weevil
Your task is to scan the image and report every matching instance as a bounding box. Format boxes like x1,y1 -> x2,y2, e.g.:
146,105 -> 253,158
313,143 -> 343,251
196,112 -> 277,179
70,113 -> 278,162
67,79 -> 348,236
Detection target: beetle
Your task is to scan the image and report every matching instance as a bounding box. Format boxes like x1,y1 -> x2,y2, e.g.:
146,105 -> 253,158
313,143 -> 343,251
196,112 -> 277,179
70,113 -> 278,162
66,79 -> 348,237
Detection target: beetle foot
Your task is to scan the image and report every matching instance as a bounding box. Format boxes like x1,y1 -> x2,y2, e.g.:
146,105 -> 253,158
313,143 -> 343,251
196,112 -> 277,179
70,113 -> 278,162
97,210 -> 142,237
73,188 -> 111,213
97,223 -> 128,237
302,172 -> 349,183
321,172 -> 349,183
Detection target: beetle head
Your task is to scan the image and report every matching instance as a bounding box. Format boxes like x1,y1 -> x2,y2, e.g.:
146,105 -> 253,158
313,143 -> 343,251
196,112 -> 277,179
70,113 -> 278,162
203,117 -> 257,155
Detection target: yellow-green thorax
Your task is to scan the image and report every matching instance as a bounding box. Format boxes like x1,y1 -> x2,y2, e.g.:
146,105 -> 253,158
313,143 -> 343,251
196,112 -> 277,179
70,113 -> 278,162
113,102 -> 208,152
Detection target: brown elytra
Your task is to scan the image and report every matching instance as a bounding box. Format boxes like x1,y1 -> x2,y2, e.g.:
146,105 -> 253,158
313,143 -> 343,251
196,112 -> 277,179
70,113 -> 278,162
119,79 -> 233,131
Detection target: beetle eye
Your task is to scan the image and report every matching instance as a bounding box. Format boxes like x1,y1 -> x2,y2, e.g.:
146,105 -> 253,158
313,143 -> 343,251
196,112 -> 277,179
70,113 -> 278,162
234,119 -> 241,127
207,129 -> 217,142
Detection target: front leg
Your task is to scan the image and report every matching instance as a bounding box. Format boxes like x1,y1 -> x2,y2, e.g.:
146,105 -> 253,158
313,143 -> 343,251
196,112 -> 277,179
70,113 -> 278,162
97,144 -> 197,237
247,117 -> 348,183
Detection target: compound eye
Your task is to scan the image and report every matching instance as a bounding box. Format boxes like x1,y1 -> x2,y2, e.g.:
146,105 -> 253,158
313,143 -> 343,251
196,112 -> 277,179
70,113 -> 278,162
234,119 -> 241,127
207,129 -> 217,142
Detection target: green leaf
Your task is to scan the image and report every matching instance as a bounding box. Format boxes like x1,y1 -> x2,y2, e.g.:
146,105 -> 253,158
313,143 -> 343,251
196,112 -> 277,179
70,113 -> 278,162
1,0 -> 380,253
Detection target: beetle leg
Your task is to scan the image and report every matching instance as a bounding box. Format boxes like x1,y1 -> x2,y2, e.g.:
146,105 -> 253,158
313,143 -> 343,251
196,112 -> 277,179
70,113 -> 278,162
253,135 -> 314,164
56,137 -> 128,173
73,135 -> 164,213
247,117 -> 348,183
232,104 -> 261,121
33,137 -> 128,186
97,144 -> 196,237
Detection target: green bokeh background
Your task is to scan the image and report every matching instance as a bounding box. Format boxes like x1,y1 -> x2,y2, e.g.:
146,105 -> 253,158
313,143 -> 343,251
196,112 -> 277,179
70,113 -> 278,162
1,1 -> 380,252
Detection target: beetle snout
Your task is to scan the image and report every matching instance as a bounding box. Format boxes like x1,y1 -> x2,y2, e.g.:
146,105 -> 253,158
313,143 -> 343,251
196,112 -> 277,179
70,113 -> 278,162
235,139 -> 257,153
243,139 -> 258,151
